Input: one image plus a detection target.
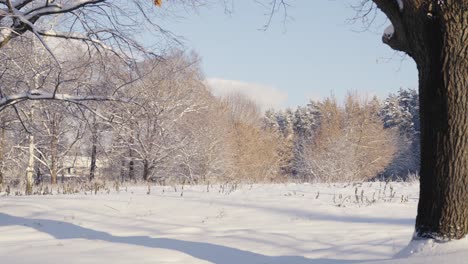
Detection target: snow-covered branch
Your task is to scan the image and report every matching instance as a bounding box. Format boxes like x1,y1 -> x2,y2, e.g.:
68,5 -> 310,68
373,0 -> 409,53
37,30 -> 126,60
0,89 -> 126,112
24,0 -> 106,21
0,0 -> 164,60
0,0 -> 106,45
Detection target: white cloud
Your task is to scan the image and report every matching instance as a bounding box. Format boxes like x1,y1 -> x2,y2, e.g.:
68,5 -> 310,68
206,78 -> 288,111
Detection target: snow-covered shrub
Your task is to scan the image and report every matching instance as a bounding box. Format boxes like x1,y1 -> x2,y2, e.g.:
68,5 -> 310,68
301,94 -> 396,182
379,88 -> 420,179
222,93 -> 287,183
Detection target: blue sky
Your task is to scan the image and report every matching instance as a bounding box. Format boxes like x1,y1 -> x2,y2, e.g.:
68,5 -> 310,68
157,1 -> 418,109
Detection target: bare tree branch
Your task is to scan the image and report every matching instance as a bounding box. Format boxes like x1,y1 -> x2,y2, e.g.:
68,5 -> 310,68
0,89 -> 127,112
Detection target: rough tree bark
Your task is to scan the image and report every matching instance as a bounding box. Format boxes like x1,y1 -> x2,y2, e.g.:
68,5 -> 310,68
374,0 -> 467,240
89,116 -> 98,181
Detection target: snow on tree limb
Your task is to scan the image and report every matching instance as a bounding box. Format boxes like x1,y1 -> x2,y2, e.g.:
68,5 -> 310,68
23,0 -> 106,21
383,24 -> 394,39
0,0 -> 167,110
372,0 -> 409,54
0,0 -> 162,59
0,90 -> 127,112
37,30 -> 127,61
396,0 -> 404,11
381,25 -> 408,53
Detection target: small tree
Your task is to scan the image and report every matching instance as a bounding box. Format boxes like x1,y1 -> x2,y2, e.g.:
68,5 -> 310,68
33,102 -> 85,184
303,94 -> 396,182
222,93 -> 286,182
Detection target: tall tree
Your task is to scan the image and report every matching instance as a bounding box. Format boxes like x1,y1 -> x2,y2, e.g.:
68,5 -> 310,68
366,0 -> 467,240
112,51 -> 210,182
34,102 -> 85,184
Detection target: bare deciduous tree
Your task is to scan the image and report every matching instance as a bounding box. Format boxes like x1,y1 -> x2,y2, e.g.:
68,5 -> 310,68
33,102 -> 85,184
111,51 -> 211,182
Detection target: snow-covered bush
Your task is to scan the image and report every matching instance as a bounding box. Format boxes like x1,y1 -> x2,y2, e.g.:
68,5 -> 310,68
379,88 -> 420,178
301,94 -> 396,182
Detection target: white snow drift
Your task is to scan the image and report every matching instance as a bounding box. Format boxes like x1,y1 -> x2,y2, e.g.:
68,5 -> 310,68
0,182 -> 466,264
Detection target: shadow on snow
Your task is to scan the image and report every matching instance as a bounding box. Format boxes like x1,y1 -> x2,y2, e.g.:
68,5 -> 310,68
0,212 -> 370,264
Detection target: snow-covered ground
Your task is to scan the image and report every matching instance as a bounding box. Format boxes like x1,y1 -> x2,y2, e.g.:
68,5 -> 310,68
0,182 -> 466,264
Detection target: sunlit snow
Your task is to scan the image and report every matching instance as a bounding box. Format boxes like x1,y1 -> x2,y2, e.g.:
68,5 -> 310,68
1,182 -> 467,264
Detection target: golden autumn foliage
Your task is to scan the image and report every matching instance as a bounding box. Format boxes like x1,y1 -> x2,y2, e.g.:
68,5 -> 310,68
221,93 -> 287,183
303,93 -> 397,182
154,0 -> 162,7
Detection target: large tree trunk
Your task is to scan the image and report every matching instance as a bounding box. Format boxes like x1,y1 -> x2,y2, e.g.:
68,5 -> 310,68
414,5 -> 468,240
89,124 -> 98,181
374,0 -> 467,240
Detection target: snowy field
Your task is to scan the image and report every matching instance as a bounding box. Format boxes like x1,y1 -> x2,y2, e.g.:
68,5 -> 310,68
1,182 -> 467,264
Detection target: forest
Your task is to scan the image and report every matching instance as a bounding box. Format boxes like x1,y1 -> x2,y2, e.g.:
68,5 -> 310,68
0,41 -> 420,191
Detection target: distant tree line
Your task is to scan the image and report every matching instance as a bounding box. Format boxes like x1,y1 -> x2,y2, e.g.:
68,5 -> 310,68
0,40 -> 287,187
264,88 -> 420,182
0,40 -> 420,187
